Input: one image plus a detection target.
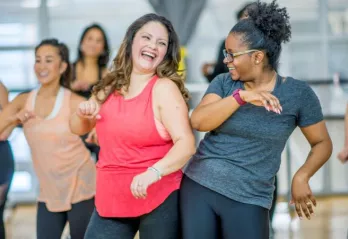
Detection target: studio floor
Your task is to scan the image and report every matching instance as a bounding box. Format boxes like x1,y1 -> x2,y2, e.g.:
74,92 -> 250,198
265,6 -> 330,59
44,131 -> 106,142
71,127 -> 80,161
4,196 -> 348,239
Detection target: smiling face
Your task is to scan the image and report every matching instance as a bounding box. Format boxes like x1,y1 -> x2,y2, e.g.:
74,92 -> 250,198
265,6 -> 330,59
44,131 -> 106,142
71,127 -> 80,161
224,33 -> 261,82
131,21 -> 169,74
34,45 -> 67,86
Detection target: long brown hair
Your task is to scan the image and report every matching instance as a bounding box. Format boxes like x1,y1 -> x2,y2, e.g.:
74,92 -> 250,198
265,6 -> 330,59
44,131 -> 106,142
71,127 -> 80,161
92,13 -> 189,104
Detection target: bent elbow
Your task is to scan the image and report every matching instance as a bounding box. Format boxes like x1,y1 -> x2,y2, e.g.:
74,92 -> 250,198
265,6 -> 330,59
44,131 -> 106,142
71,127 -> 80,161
191,122 -> 213,132
190,113 -> 200,130
190,117 -> 210,132
326,138 -> 333,159
70,128 -> 81,136
190,119 -> 200,130
69,122 -> 84,136
71,127 -> 86,136
0,135 -> 8,141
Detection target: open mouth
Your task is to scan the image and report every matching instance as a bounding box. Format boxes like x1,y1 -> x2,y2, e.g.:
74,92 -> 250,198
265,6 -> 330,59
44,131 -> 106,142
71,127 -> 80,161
39,71 -> 49,77
141,51 -> 157,61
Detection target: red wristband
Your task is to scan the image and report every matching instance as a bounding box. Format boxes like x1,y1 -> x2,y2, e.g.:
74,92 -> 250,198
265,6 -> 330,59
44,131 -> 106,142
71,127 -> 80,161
232,89 -> 246,106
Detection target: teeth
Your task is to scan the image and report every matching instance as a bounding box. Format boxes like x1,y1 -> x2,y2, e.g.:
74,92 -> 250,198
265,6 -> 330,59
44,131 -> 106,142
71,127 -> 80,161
142,51 -> 156,58
229,67 -> 235,70
40,72 -> 48,77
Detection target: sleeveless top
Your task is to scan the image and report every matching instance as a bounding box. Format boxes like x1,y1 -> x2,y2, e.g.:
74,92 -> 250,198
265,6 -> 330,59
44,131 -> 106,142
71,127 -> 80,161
71,62 -> 102,99
23,87 -> 96,212
95,75 -> 183,217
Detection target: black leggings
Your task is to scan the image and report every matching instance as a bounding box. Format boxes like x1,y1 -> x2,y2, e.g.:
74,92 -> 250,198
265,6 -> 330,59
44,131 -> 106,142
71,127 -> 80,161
180,176 -> 269,239
37,198 -> 94,239
270,175 -> 278,223
81,134 -> 100,162
0,141 -> 14,239
84,190 -> 180,239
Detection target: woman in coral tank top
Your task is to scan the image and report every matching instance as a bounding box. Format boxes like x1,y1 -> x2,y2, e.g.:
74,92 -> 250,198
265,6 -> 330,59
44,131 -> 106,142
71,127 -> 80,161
70,13 -> 195,239
0,39 -> 96,239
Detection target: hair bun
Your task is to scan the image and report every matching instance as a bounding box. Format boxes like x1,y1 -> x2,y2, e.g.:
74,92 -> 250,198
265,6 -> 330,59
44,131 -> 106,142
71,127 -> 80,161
248,0 -> 291,44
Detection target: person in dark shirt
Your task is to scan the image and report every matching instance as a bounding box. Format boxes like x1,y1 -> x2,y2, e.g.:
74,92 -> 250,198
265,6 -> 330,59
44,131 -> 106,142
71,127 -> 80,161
71,23 -> 110,162
202,2 -> 279,228
71,23 -> 110,99
201,2 -> 254,82
183,1 -> 332,238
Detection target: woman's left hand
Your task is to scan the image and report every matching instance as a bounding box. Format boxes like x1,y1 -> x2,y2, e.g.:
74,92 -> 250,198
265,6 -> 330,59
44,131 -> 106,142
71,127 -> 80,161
290,172 -> 316,220
130,170 -> 159,199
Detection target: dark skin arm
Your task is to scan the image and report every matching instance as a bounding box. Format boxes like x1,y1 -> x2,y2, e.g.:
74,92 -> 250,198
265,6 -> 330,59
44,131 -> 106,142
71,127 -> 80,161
291,121 -> 332,220
337,104 -> 348,162
191,90 -> 281,132
190,93 -> 241,132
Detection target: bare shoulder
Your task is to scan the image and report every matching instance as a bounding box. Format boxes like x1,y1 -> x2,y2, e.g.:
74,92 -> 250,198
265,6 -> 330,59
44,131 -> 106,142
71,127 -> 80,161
154,77 -> 180,95
154,78 -> 187,110
0,82 -> 9,106
0,82 -> 7,94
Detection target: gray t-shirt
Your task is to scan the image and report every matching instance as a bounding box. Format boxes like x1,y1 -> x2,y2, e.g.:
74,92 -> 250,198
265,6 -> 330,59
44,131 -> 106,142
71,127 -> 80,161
185,73 -> 323,209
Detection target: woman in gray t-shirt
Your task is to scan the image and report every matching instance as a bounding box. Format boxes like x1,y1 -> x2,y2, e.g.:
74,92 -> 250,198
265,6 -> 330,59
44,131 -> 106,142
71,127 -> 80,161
181,1 -> 332,239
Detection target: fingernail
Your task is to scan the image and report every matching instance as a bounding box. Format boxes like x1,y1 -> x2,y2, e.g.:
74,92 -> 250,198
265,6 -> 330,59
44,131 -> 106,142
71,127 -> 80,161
300,217 -> 303,220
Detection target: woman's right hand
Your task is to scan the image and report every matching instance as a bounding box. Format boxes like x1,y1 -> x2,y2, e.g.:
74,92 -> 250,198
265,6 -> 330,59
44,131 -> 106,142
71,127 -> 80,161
239,90 -> 282,114
76,100 -> 101,120
15,109 -> 36,124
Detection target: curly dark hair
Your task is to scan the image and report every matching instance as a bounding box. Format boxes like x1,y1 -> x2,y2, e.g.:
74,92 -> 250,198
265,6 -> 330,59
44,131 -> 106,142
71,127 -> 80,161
35,39 -> 72,89
231,0 -> 291,71
236,2 -> 257,20
92,13 -> 189,104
